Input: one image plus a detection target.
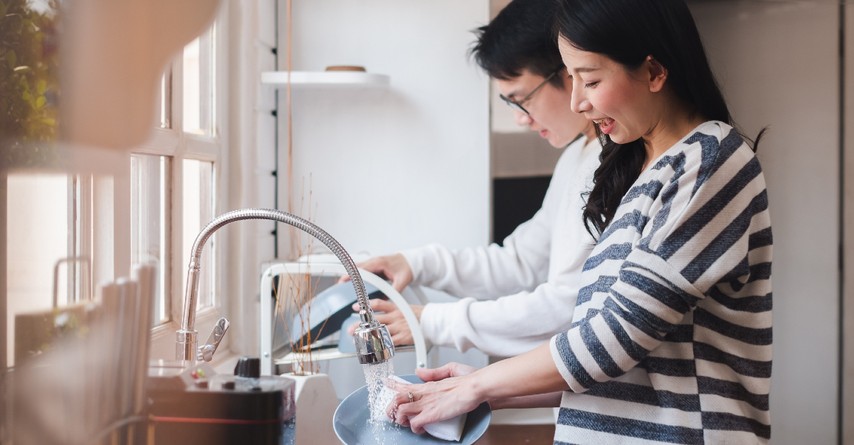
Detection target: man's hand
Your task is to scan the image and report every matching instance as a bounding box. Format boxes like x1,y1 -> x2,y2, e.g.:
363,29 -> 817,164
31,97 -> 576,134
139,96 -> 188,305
339,253 -> 414,293
348,299 -> 423,346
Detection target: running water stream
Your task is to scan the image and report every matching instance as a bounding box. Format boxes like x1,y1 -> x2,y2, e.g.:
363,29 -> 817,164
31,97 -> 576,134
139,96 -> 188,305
362,361 -> 399,444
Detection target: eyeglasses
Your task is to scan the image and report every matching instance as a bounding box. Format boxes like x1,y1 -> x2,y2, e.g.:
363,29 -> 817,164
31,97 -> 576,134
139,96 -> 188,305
498,69 -> 561,115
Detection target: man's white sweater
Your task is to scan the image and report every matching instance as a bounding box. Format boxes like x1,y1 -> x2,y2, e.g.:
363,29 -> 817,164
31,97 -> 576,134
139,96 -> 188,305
401,136 -> 601,357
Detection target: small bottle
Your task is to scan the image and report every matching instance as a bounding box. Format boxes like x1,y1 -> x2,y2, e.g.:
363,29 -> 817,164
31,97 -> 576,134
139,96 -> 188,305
234,356 -> 261,391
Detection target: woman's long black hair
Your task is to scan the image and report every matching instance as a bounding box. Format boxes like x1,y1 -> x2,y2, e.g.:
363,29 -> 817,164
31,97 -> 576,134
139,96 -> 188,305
555,0 -> 761,235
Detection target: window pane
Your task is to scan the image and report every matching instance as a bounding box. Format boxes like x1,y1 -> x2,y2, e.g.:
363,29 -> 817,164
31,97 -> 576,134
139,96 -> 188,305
130,154 -> 172,325
182,23 -> 216,136
182,160 -> 215,309
160,69 -> 172,129
6,173 -> 70,367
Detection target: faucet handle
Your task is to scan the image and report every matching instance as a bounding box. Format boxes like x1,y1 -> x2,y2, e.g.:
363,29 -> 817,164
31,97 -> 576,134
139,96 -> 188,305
197,317 -> 230,362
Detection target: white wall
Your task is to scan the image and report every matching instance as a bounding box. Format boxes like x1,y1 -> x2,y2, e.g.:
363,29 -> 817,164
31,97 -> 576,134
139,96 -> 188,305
273,0 -> 490,258
690,1 -> 840,443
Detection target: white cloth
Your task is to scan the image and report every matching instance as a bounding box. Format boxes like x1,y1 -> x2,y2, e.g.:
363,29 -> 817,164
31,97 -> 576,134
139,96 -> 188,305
401,136 -> 601,357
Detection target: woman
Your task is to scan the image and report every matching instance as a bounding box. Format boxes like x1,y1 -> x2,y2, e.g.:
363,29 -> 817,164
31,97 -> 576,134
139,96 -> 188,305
389,0 -> 773,443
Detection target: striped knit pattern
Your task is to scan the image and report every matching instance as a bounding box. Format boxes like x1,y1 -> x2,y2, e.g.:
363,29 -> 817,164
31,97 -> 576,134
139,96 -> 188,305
550,121 -> 772,444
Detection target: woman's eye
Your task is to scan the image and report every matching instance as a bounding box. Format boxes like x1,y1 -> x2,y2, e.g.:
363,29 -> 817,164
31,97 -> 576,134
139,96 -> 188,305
584,81 -> 599,88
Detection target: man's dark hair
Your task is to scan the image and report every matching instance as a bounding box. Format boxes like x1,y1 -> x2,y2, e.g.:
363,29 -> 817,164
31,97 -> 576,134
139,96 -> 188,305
470,0 -> 564,83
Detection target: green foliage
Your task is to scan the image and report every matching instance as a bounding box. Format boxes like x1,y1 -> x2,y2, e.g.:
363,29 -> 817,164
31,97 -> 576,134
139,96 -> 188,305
1,0 -> 59,144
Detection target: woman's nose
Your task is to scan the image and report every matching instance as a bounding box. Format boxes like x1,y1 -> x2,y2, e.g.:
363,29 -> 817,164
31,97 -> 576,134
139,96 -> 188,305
570,85 -> 589,114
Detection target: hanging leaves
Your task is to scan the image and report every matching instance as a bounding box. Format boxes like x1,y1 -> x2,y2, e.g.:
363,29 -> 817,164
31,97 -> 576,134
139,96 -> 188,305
1,0 -> 59,146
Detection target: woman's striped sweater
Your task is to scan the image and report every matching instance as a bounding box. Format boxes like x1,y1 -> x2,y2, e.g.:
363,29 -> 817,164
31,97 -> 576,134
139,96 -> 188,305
549,121 -> 772,444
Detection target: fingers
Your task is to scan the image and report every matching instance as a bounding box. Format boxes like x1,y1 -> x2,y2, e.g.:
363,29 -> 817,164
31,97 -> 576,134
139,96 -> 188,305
416,362 -> 475,381
348,299 -> 416,345
355,254 -> 414,292
390,328 -> 414,346
416,366 -> 453,382
391,389 -> 419,430
350,298 -> 396,314
369,298 -> 398,312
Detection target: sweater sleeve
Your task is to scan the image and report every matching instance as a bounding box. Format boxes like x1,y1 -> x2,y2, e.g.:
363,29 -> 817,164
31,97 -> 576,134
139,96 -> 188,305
419,276 -> 584,357
400,137 -> 590,300
403,138 -> 598,356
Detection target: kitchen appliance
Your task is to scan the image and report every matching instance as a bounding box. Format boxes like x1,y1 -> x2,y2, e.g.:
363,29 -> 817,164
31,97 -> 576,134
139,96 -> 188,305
147,360 -> 296,445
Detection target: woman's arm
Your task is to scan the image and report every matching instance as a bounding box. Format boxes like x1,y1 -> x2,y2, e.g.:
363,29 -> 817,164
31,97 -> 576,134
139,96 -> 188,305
414,360 -> 563,410
489,392 -> 563,410
391,342 -> 568,434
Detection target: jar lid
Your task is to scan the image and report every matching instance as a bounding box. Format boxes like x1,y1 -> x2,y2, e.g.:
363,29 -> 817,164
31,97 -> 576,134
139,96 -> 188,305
234,356 -> 260,378
324,65 -> 366,72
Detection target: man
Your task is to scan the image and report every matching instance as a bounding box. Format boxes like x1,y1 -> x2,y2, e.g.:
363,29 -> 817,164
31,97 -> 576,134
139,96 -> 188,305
350,0 -> 600,358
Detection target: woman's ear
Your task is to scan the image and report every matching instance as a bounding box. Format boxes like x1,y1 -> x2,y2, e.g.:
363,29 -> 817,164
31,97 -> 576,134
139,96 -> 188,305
646,55 -> 668,93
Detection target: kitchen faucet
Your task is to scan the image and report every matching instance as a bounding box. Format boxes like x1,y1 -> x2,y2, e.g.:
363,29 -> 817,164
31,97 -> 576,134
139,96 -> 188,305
176,208 -> 395,367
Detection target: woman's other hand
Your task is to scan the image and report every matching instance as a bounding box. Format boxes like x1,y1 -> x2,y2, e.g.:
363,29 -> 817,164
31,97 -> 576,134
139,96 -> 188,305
416,362 -> 477,382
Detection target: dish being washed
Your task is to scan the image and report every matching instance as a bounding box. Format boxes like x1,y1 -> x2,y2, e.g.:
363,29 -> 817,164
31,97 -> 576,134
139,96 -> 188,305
333,374 -> 492,445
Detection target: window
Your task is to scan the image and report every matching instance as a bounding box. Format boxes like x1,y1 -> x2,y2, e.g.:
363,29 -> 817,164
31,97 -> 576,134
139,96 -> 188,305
130,154 -> 172,325
6,174 -> 72,367
182,159 -> 216,311
4,0 -> 227,368
135,17 -> 224,356
182,23 -> 217,136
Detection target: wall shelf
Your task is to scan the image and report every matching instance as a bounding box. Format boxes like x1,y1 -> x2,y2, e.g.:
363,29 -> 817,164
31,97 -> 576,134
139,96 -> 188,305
261,70 -> 390,88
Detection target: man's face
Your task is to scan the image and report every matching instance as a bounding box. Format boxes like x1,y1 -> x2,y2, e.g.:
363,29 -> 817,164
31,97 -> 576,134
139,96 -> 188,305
495,69 -> 590,148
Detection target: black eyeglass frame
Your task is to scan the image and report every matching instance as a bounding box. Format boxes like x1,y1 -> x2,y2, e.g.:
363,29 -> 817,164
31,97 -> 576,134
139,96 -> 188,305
498,69 -> 562,115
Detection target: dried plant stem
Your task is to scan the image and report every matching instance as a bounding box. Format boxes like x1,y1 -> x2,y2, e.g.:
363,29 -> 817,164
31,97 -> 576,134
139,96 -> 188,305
273,175 -> 325,375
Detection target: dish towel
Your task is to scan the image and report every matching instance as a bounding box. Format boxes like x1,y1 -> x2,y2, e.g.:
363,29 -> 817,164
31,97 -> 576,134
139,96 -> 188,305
377,375 -> 467,442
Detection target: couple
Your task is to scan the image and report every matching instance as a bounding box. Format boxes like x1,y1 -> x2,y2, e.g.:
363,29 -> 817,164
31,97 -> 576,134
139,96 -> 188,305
354,0 -> 772,443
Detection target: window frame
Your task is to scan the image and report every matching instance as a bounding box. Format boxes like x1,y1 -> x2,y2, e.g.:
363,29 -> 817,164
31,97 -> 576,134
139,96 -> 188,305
136,10 -> 229,360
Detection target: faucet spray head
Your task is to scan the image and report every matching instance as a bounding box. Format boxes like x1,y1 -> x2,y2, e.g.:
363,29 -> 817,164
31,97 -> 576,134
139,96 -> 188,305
353,310 -> 395,364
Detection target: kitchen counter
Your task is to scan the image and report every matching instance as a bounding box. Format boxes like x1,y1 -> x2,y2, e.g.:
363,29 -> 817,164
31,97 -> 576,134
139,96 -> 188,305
478,424 -> 555,444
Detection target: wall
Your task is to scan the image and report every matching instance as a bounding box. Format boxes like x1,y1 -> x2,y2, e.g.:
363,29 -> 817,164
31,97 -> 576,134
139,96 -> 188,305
272,0 -> 490,257
690,1 -> 840,443
845,4 -> 854,444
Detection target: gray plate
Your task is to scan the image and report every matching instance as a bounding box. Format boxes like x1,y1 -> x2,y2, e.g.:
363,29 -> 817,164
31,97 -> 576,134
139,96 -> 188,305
333,374 -> 492,444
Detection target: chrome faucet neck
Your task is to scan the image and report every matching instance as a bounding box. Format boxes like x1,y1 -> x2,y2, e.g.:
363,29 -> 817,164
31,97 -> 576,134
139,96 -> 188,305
176,208 -> 394,367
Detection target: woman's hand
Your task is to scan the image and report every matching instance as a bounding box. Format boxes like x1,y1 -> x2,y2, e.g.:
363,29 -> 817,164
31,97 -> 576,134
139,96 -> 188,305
416,362 -> 477,382
387,371 -> 484,434
416,362 -> 561,411
387,343 -> 569,433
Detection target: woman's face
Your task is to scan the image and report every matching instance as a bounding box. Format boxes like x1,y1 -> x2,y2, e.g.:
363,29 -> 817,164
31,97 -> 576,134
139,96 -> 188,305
558,38 -> 659,145
494,69 -> 590,148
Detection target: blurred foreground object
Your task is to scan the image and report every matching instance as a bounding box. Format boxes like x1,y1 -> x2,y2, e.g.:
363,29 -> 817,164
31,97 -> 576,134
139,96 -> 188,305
60,0 -> 222,149
11,264 -> 156,445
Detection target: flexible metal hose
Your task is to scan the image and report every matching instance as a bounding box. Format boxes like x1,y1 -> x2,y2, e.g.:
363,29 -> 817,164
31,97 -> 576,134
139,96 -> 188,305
176,208 -> 376,362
